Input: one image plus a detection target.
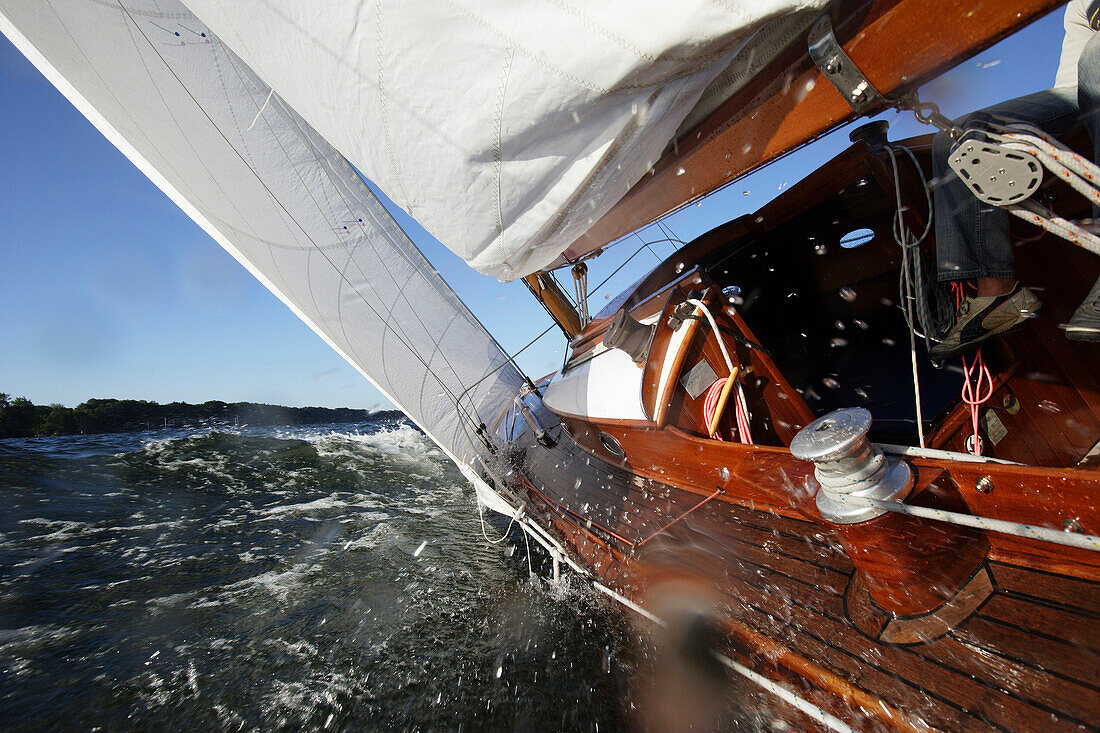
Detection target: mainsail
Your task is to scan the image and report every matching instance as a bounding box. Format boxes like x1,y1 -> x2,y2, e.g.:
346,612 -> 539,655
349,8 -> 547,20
0,0 -> 525,479
181,0 -> 826,280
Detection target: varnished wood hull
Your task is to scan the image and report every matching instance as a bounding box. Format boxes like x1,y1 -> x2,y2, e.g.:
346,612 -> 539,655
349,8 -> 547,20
501,127 -> 1100,730
505,425 -> 1099,731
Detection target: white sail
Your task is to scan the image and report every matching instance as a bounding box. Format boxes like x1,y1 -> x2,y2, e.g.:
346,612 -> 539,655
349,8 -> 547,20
0,0 -> 524,475
182,0 -> 825,280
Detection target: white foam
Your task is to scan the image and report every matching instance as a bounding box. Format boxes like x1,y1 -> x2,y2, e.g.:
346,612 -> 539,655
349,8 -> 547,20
258,493 -> 347,517
224,562 -> 317,601
341,522 -> 399,551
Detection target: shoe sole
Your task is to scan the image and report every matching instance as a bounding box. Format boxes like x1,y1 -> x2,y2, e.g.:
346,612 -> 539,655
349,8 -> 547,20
1062,324 -> 1100,342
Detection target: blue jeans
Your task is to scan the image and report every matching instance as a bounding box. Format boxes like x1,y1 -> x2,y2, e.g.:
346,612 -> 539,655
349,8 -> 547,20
934,32 -> 1100,282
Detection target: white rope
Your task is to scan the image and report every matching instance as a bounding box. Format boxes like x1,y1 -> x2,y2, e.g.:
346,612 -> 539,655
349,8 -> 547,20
1007,200 -> 1100,255
884,145 -> 933,446
477,500 -> 520,544
875,442 -> 1020,465
830,493 -> 1100,552
686,298 -> 753,443
521,517 -> 533,576
907,303 -> 926,448
685,299 -> 735,374
712,653 -> 855,733
975,123 -> 1100,256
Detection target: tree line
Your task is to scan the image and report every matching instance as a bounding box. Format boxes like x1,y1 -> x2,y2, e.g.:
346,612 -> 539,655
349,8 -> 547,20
0,393 -> 386,438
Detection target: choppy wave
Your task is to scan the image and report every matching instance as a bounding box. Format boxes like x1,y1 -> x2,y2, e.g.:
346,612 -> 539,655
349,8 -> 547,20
0,421 -> 640,731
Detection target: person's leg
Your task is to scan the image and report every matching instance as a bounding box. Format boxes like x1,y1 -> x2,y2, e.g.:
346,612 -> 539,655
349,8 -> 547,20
930,90 -> 1077,357
1079,32 -> 1100,185
1068,31 -> 1100,341
934,90 -> 1078,287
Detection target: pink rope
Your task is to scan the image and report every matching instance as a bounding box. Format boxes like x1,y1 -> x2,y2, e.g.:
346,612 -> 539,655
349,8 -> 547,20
951,283 -> 994,455
702,376 -> 752,443
702,378 -> 727,440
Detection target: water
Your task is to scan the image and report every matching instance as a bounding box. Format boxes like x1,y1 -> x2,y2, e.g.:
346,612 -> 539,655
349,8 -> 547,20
0,418 -> 640,731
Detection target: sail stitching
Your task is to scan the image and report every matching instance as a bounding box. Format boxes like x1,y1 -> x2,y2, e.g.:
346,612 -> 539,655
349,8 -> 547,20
109,8 -> 301,301
544,0 -> 700,63
443,0 -> 755,94
253,95 -> 495,448
115,1 -> 498,454
55,0 -> 296,300
248,69 -> 527,433
492,47 -> 515,246
375,0 -> 415,219
229,60 -> 521,452
273,98 -> 501,437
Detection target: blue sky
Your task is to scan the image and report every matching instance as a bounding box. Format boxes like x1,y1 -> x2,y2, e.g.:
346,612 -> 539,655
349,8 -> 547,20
0,9 -> 1067,410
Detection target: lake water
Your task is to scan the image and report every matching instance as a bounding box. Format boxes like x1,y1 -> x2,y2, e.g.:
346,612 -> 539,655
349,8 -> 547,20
0,418 -> 653,731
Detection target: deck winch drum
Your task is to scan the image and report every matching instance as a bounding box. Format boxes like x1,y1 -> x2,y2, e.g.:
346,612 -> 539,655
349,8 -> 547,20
790,408 -> 913,524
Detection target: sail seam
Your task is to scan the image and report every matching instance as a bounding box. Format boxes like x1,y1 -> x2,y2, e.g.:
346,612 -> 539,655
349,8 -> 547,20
115,0 -> 501,457
493,47 -> 515,245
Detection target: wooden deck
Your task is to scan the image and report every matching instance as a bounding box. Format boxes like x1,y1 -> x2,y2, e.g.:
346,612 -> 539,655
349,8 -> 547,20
511,429 -> 1100,731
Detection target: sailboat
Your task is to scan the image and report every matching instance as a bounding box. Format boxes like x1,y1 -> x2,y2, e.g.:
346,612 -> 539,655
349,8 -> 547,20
3,0 -> 1097,729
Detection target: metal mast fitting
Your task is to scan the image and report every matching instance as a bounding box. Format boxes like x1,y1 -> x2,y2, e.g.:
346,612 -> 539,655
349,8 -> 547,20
807,17 -> 885,113
791,408 -> 913,524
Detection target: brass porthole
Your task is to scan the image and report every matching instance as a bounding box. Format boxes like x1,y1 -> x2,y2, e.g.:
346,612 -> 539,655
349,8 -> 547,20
598,431 -> 624,458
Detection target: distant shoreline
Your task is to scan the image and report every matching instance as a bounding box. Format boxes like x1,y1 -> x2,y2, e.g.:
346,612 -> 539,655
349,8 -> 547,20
0,393 -> 400,438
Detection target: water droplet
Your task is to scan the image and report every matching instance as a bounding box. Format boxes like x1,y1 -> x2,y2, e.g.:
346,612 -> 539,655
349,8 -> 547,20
676,167 -> 686,176
814,244 -> 827,255
1038,400 -> 1061,414
882,337 -> 897,346
823,377 -> 841,389
496,666 -> 503,679
853,319 -> 869,330
413,540 -> 427,557
839,287 -> 857,302
834,320 -> 846,331
718,466 -> 730,482
742,190 -> 750,196
829,338 -> 848,348
855,387 -> 869,400
674,262 -> 684,273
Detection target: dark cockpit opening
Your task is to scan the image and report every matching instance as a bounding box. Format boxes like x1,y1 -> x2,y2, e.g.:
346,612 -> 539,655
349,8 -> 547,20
692,139 -> 963,445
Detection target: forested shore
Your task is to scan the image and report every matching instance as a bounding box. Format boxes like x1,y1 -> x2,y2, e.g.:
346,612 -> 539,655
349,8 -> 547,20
0,393 -> 392,438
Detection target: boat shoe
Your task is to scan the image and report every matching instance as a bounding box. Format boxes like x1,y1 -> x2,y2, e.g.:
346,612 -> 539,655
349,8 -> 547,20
929,283 -> 1042,360
1065,275 -> 1100,342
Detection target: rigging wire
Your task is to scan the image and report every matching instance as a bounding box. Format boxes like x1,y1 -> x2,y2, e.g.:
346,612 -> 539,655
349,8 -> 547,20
452,322 -> 557,410
583,235 -> 681,298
